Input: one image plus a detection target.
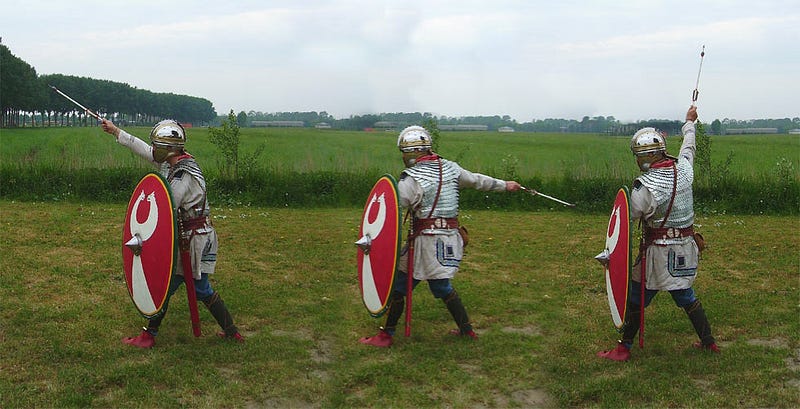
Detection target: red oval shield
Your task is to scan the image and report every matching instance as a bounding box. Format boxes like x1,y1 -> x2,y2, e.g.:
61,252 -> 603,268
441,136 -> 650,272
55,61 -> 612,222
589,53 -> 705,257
122,173 -> 175,318
604,187 -> 631,329
356,175 -> 401,317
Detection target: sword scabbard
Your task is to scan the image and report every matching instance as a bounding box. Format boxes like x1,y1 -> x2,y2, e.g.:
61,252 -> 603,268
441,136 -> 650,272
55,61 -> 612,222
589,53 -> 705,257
177,211 -> 202,337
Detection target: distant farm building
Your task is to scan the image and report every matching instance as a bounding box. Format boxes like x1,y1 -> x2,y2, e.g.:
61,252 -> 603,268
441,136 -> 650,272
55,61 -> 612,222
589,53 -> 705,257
439,124 -> 489,131
315,122 -> 332,129
373,121 -> 397,130
788,129 -> 800,134
251,120 -> 305,128
498,126 -> 515,132
726,128 -> 778,134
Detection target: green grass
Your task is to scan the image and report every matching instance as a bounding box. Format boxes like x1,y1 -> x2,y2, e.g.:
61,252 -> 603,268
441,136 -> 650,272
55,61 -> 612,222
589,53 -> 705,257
1,201 -> 797,408
2,126 -> 798,214
2,126 -> 798,180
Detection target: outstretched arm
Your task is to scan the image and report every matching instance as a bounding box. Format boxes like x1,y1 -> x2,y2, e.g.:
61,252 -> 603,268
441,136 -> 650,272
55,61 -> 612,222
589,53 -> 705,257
459,167 -> 517,192
101,119 -> 156,165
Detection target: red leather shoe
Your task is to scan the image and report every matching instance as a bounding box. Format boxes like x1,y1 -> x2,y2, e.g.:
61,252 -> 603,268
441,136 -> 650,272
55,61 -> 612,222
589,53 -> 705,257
359,330 -> 393,347
122,330 -> 155,349
692,341 -> 720,353
449,329 -> 478,340
596,343 -> 631,361
217,332 -> 245,343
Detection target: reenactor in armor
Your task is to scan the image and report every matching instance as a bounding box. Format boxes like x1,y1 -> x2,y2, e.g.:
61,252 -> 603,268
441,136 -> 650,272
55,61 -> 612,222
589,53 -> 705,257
359,126 -> 521,347
101,119 -> 243,348
597,106 -> 719,361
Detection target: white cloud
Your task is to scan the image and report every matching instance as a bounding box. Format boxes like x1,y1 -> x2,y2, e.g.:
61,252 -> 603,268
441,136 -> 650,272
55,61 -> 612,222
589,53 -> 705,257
2,0 -> 798,121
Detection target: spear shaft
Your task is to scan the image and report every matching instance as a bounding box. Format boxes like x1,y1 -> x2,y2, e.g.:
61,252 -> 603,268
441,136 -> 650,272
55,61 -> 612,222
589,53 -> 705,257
49,85 -> 102,120
521,186 -> 576,207
692,45 -> 706,105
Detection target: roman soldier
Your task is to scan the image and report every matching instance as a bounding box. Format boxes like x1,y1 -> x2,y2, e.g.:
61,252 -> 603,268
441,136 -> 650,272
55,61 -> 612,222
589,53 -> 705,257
359,126 -> 521,347
102,119 -> 243,348
597,106 -> 719,361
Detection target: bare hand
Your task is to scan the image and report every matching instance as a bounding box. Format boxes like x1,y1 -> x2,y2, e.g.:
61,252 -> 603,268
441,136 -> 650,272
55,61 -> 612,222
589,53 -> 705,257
505,181 -> 522,192
686,106 -> 698,122
101,119 -> 120,137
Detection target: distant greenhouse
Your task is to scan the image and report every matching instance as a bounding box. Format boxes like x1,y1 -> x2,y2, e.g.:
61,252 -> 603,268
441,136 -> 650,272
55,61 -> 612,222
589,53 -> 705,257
439,124 -> 489,131
725,128 -> 778,134
251,120 -> 305,127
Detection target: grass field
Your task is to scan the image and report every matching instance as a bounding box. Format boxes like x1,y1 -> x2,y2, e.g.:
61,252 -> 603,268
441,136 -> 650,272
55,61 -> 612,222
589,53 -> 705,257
0,201 -> 798,408
2,126 -> 798,214
2,126 -> 798,180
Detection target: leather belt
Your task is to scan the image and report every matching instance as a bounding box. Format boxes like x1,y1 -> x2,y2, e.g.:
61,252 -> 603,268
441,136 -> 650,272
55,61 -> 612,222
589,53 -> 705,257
646,225 -> 694,241
181,216 -> 212,233
413,217 -> 459,233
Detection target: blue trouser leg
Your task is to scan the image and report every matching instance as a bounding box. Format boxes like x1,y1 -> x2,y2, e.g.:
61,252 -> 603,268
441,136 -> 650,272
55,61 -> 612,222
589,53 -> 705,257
383,272 -> 468,335
623,283 -> 701,347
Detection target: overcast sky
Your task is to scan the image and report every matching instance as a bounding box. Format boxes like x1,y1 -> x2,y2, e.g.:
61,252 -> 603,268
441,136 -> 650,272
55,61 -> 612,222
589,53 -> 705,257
3,0 -> 798,122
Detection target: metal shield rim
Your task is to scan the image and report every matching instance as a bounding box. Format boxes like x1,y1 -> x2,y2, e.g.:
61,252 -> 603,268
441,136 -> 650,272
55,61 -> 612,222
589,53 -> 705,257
122,172 -> 176,319
357,174 -> 401,318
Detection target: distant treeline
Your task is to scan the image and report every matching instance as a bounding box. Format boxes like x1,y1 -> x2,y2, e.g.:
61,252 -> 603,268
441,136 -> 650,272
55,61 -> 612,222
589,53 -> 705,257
3,42 -> 798,134
237,111 -> 800,135
239,110 -> 683,134
1,44 -> 216,127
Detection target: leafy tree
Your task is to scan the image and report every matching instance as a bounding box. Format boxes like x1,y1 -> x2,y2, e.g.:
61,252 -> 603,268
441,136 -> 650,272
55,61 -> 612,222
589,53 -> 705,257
422,117 -> 441,153
0,44 -> 46,126
208,110 -> 241,178
711,119 -> 722,135
695,121 -> 733,186
237,111 -> 248,127
208,110 -> 265,178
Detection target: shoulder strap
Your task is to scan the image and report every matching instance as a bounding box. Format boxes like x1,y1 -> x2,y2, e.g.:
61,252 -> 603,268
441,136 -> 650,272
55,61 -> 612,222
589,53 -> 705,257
426,159 -> 444,218
658,164 -> 678,228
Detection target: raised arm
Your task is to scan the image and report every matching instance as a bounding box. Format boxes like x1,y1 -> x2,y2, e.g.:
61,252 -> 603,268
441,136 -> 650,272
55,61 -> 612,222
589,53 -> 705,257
101,119 -> 157,165
679,106 -> 698,165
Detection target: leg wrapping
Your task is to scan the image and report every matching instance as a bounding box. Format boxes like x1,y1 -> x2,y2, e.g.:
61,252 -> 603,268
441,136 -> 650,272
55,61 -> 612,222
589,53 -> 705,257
382,292 -> 405,335
621,302 -> 641,346
684,299 -> 715,346
146,307 -> 168,335
443,290 -> 472,334
203,292 -> 238,336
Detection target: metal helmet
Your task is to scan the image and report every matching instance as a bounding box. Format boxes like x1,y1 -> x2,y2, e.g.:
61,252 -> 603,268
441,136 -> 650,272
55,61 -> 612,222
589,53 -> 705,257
630,127 -> 668,171
149,119 -> 186,162
397,126 -> 432,167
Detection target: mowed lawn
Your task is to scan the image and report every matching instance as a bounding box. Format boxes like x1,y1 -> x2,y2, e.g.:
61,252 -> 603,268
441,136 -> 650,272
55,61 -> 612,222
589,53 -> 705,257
0,201 -> 798,408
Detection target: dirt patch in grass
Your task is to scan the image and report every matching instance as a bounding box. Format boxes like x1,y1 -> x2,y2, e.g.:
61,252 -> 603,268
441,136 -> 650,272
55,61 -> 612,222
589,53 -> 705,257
501,325 -> 542,337
511,389 -> 551,407
747,337 -> 789,348
786,348 -> 800,372
271,328 -> 313,341
311,339 -> 334,364
247,398 -> 316,409
477,388 -> 552,408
